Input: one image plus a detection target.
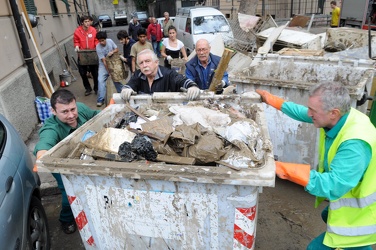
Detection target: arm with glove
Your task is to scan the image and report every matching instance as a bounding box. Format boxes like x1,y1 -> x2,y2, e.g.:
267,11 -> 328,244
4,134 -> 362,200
121,86 -> 136,102
256,89 -> 311,186
275,161 -> 311,186
255,89 -> 285,110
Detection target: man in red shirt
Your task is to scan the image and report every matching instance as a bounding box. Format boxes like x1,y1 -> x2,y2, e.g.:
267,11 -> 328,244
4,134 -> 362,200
147,17 -> 163,58
73,16 -> 99,96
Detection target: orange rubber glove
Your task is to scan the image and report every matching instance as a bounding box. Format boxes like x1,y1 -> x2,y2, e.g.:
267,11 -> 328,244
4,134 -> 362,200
255,89 -> 285,110
275,161 -> 311,187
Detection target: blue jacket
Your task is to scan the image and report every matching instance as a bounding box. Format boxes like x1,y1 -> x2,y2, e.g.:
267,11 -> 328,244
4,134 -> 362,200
185,53 -> 228,90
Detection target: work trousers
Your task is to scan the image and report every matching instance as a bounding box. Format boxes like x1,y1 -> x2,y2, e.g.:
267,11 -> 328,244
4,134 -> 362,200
52,173 -> 74,223
307,206 -> 373,250
78,61 -> 98,92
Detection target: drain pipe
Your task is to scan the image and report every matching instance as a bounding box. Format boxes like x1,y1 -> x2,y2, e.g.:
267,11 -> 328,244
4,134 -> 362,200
9,0 -> 44,96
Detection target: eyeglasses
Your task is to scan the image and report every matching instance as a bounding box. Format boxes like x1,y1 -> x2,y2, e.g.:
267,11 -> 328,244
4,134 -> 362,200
196,48 -> 209,53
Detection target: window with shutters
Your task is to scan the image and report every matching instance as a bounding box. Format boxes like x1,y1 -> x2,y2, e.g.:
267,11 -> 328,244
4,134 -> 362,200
50,0 -> 59,15
61,0 -> 71,14
24,0 -> 37,15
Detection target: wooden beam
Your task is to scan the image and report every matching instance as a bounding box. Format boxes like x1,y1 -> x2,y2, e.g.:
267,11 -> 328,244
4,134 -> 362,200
208,48 -> 234,92
21,12 -> 54,95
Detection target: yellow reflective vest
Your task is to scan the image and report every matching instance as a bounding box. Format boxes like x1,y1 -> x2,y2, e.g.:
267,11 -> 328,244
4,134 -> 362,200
316,108 -> 376,248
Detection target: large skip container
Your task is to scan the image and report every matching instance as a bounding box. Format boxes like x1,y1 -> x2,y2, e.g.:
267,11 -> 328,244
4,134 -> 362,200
37,93 -> 275,250
229,54 -> 376,167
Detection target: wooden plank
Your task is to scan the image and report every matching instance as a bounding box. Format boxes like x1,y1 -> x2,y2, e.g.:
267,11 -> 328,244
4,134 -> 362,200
34,62 -> 52,98
276,48 -> 324,56
156,154 -> 196,165
125,103 -> 150,121
21,12 -> 54,95
208,48 -> 234,92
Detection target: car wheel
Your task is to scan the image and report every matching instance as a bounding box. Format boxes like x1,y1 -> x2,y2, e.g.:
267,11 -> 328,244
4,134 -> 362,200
26,196 -> 50,250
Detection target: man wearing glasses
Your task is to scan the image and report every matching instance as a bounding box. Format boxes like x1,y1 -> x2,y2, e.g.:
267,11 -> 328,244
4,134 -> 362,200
185,39 -> 229,93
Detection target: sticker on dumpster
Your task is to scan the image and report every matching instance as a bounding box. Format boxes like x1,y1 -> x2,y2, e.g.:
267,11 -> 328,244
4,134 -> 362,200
84,184 -> 220,249
233,206 -> 256,249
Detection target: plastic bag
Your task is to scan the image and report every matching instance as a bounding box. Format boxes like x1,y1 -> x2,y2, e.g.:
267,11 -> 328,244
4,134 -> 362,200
34,96 -> 52,123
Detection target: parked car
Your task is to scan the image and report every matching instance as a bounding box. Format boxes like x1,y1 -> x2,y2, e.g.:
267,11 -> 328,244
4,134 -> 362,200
98,14 -> 113,27
131,11 -> 149,28
0,114 -> 50,249
174,7 -> 234,54
114,10 -> 128,26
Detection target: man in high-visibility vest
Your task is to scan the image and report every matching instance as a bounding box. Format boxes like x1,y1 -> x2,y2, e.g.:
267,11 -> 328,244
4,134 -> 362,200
256,82 -> 376,249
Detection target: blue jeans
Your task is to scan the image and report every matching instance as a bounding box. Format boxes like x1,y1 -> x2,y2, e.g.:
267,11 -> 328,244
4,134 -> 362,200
307,206 -> 373,250
152,41 -> 160,57
97,67 -> 122,103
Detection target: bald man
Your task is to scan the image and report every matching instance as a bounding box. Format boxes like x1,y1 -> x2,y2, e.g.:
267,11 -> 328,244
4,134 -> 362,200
185,39 -> 228,92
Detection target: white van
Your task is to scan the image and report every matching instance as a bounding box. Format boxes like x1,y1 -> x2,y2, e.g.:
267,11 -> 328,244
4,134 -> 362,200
174,7 -> 234,54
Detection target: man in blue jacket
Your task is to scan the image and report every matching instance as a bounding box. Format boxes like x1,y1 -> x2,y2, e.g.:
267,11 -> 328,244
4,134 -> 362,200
185,39 -> 228,93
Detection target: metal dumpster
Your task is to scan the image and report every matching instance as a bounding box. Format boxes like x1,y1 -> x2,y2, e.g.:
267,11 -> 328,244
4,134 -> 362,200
229,54 -> 376,167
37,92 -> 275,250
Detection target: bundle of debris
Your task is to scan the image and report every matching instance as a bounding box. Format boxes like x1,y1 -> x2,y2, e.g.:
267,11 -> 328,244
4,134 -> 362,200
72,100 -> 272,170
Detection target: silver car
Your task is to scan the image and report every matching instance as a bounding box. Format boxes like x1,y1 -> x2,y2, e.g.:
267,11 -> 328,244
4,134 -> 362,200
0,114 -> 50,249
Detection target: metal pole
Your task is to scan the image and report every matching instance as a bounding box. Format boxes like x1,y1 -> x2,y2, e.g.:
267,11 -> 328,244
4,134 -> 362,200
262,0 -> 265,16
8,0 -> 43,96
290,0 -> 294,17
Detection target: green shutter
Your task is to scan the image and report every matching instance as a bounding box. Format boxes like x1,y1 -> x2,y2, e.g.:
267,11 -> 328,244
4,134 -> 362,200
24,0 -> 37,15
61,0 -> 70,6
61,0 -> 71,14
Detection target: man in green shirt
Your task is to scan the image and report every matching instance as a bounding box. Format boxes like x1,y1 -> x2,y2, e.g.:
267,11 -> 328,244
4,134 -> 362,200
256,82 -> 376,249
34,89 -> 99,234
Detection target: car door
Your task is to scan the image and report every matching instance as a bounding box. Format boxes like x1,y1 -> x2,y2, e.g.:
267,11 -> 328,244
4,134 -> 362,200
0,118 -> 25,248
177,16 -> 194,53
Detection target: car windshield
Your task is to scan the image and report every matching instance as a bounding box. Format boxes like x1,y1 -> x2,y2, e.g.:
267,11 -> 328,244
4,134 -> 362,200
138,13 -> 147,19
192,15 -> 230,35
99,15 -> 110,19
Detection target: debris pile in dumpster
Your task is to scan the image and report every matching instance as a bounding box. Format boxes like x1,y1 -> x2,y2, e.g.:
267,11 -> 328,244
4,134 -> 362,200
73,100 -> 272,169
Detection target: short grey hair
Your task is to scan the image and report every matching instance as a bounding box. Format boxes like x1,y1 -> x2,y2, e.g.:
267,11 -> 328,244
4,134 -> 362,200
136,49 -> 159,65
308,82 -> 351,115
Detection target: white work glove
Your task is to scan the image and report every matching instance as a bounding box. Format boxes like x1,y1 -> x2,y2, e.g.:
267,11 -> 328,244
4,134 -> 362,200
75,46 -> 80,52
166,55 -> 173,63
121,88 -> 136,102
215,80 -> 226,93
187,86 -> 200,100
119,55 -> 126,62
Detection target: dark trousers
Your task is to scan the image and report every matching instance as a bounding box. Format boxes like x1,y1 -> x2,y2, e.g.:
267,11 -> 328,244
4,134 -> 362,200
78,61 -> 98,92
52,173 -> 74,223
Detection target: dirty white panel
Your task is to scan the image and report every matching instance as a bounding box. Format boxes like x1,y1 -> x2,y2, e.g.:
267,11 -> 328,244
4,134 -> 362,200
230,55 -> 376,167
63,174 -> 259,250
257,27 -> 322,50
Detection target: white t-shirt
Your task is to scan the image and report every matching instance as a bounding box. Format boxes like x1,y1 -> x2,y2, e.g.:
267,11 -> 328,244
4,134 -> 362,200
162,38 -> 184,52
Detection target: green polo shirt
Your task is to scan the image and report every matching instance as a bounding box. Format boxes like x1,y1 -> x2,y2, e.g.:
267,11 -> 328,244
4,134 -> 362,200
33,102 -> 100,155
281,102 -> 371,200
